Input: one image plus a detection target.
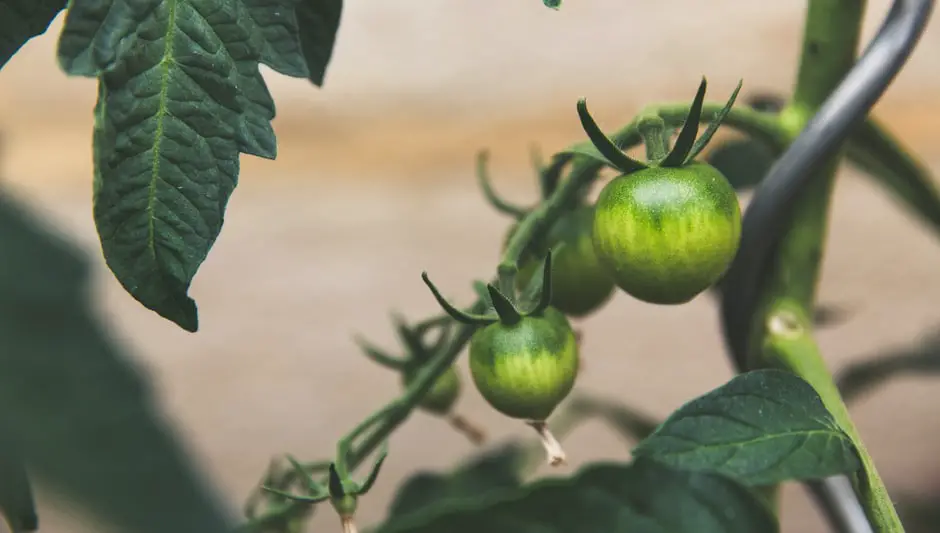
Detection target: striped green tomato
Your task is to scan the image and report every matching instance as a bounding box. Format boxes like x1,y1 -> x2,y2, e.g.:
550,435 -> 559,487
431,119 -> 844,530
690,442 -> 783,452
469,307 -> 579,421
504,207 -> 616,317
402,365 -> 461,416
592,162 -> 741,305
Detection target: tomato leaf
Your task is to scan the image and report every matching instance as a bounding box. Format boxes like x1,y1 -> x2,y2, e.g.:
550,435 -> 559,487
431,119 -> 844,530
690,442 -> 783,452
0,191 -> 233,533
55,0 -> 337,331
633,369 -> 862,486
0,0 -> 64,70
378,459 -> 777,533
0,436 -> 37,532
296,0 -> 343,85
386,443 -> 526,521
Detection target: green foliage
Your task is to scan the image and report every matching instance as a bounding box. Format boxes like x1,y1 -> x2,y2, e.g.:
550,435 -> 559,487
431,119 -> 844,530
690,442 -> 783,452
54,0 -> 342,331
385,443 -> 526,521
0,435 -> 37,532
0,0 -> 64,70
633,370 -> 861,485
377,459 -> 777,533
0,191 -> 232,533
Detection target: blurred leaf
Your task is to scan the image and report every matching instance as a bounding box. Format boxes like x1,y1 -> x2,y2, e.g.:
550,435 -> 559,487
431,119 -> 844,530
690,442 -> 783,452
377,459 -> 777,533
845,117 -> 940,239
0,191 -> 233,533
705,137 -> 777,191
386,443 -> 526,521
837,328 -> 940,404
0,0 -> 64,70
633,370 -> 861,486
0,435 -> 37,532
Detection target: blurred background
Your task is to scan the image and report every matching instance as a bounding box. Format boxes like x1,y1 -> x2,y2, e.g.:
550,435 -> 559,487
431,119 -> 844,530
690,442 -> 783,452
1,1 -> 940,531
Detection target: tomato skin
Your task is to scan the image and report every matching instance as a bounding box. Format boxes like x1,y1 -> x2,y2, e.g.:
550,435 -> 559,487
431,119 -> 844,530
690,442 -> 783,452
469,308 -> 579,421
402,365 -> 461,416
592,163 -> 741,305
505,207 -> 616,317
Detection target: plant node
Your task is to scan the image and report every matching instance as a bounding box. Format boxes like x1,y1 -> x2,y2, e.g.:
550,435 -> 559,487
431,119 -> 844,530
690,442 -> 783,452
341,515 -> 359,533
527,420 -> 567,467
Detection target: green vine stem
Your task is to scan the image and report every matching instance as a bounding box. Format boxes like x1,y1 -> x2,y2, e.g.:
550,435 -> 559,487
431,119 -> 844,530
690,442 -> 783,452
239,98 -> 789,533
745,0 -> 904,530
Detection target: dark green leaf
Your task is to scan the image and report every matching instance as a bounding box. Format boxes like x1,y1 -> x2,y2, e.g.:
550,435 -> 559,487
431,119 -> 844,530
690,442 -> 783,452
705,137 -> 777,191
0,191 -> 232,533
55,0 -> 320,330
0,435 -> 37,532
0,0 -> 64,70
543,0 -> 561,9
633,370 -> 861,486
386,443 -> 526,521
295,0 -> 343,85
846,117 -> 940,240
378,459 -> 777,533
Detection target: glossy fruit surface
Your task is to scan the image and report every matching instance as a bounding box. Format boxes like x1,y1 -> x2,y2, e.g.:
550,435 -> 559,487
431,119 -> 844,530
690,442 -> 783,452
592,162 -> 741,305
469,308 -> 578,421
505,207 -> 616,317
402,365 -> 461,416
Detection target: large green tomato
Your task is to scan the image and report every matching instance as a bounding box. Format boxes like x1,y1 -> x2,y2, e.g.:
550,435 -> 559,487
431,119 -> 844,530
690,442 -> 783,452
469,308 -> 579,421
402,365 -> 461,416
592,162 -> 741,305
504,207 -> 616,317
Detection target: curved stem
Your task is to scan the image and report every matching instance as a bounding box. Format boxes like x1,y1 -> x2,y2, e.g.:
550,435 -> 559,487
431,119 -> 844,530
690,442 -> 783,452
476,150 -> 529,219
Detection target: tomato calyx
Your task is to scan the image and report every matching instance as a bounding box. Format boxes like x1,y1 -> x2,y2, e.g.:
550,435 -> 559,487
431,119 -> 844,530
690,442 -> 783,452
422,248 -> 556,328
572,77 -> 743,175
261,444 -> 388,533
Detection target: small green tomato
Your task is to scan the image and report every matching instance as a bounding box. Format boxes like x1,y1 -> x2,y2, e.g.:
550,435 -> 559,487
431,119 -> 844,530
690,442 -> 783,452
504,207 -> 616,317
468,307 -> 579,422
402,365 -> 461,416
592,162 -> 742,305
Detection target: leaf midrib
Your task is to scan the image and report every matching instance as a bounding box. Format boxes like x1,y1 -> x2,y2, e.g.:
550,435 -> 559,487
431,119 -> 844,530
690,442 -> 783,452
647,427 -> 847,456
149,0 -> 180,264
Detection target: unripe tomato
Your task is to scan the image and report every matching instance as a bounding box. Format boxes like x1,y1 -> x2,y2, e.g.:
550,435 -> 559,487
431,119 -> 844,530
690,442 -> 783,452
402,365 -> 461,416
504,207 -> 616,317
469,308 -> 579,421
592,162 -> 741,305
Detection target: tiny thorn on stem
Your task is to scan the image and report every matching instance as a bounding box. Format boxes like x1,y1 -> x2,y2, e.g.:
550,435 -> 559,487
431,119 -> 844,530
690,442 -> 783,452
341,515 -> 358,533
527,420 -> 566,466
448,413 -> 487,445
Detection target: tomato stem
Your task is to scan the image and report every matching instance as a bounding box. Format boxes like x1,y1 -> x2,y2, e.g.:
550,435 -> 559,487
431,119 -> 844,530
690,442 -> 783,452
636,114 -> 668,163
447,413 -> 487,445
527,420 -> 566,467
340,516 -> 358,533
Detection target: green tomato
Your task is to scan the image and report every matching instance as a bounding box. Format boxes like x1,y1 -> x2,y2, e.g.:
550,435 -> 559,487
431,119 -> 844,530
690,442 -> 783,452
469,308 -> 579,421
402,365 -> 461,416
592,162 -> 742,305
504,207 -> 616,317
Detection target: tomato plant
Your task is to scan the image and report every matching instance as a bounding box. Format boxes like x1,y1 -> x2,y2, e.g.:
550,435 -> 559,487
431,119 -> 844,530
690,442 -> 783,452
2,1 -> 940,533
